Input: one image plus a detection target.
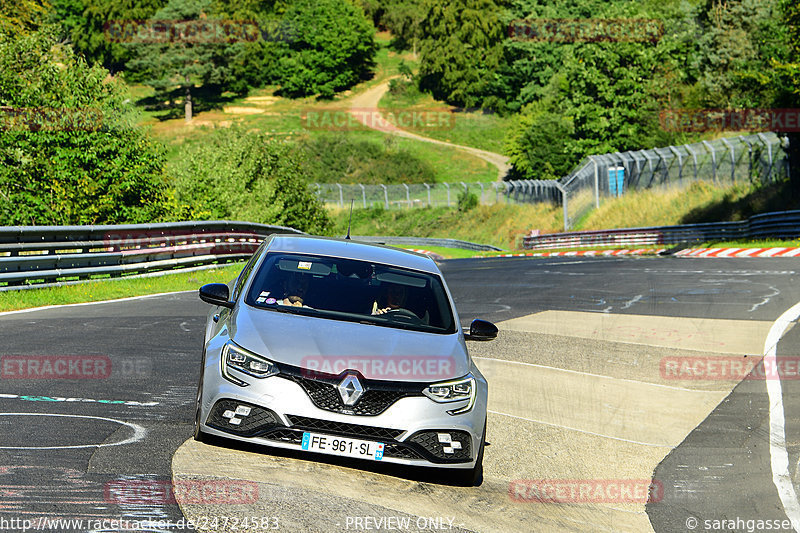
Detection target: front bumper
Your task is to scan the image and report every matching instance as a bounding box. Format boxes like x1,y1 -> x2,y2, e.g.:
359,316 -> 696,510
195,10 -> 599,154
198,362 -> 487,469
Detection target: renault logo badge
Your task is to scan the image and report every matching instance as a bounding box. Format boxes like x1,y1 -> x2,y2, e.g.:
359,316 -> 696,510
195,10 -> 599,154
337,373 -> 364,406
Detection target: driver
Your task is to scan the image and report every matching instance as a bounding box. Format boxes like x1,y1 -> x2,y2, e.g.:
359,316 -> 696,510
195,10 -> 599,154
277,272 -> 310,307
371,284 -> 415,316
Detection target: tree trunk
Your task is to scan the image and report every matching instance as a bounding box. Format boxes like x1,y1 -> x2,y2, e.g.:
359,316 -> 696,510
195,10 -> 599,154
184,86 -> 192,123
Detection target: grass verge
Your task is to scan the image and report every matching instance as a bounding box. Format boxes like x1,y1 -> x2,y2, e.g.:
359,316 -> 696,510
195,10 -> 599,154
0,263 -> 244,313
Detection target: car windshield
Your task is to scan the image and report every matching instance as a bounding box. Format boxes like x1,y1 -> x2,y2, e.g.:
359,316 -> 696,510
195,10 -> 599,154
244,252 -> 456,334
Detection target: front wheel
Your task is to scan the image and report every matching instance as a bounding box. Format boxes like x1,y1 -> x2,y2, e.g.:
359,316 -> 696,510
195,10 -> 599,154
193,372 -> 209,443
452,419 -> 485,487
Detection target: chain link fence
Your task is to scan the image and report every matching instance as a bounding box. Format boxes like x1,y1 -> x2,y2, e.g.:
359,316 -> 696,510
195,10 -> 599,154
312,133 -> 789,230
556,132 -> 788,230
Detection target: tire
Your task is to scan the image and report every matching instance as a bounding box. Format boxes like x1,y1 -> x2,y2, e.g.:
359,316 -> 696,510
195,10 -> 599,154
193,372 -> 209,443
452,419 -> 486,487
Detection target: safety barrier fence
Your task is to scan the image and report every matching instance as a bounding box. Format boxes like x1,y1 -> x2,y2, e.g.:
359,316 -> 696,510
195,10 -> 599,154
314,132 -> 788,231
0,221 -> 302,290
522,210 -> 800,250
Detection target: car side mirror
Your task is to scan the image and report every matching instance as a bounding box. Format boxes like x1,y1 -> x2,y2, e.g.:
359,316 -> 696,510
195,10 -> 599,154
464,319 -> 498,341
199,283 -> 234,309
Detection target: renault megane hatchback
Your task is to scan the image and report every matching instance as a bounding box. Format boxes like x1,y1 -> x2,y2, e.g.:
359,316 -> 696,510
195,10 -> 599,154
194,235 -> 497,485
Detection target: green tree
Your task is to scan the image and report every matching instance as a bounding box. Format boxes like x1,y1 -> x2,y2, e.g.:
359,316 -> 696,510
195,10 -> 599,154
692,0 -> 786,107
125,0 -> 238,121
0,0 -> 49,36
417,0 -> 505,108
504,98 -> 575,180
776,0 -> 800,195
169,127 -> 331,234
276,0 -> 377,98
0,29 -> 169,225
50,0 -> 165,73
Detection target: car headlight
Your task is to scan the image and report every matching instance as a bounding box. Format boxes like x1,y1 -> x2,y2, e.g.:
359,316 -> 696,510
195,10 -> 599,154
221,342 -> 279,386
423,374 -> 476,415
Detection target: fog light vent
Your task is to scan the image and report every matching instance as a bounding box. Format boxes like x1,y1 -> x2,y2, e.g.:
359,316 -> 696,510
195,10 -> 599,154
207,399 -> 278,437
408,429 -> 471,462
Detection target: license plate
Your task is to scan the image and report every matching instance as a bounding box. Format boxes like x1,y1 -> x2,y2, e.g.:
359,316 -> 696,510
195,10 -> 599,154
301,432 -> 384,461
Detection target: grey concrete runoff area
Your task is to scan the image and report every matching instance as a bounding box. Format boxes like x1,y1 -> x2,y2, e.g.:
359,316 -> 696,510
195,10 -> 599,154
1,256 -> 800,532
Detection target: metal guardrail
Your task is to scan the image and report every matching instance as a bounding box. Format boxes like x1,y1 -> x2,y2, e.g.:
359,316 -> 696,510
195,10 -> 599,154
0,221 -> 303,290
350,236 -> 503,252
522,210 -> 800,250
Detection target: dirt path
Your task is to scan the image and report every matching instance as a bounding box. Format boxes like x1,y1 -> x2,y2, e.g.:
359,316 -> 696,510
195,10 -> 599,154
348,82 -> 511,181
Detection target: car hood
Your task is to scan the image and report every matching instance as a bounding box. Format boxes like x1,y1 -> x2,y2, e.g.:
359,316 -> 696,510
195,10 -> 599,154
230,306 -> 469,382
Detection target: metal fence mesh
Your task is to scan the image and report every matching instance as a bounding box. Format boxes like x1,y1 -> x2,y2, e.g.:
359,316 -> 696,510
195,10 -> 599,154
548,132 -> 788,229
312,132 -> 789,230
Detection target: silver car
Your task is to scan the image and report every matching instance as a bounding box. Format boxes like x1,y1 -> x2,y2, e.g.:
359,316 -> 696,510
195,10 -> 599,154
194,235 -> 497,485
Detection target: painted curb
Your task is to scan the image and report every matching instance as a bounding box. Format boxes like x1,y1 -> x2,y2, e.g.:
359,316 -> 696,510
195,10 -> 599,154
675,247 -> 800,258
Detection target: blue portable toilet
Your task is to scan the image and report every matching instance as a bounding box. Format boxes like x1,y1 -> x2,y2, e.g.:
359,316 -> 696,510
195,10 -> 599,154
608,166 -> 625,197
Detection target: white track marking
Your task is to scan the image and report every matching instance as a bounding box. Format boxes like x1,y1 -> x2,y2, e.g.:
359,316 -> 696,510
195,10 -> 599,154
488,410 -> 672,448
473,356 -> 730,394
0,413 -> 146,450
764,302 -> 800,532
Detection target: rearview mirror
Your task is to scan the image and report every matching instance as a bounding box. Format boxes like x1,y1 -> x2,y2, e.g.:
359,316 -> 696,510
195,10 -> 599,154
199,283 -> 234,309
464,319 -> 498,341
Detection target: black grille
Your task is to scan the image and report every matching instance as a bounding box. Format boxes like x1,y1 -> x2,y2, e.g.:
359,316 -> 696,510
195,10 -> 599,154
285,371 -> 424,417
206,399 -> 278,437
408,430 -> 472,462
286,415 -> 404,441
383,443 -> 423,460
264,428 -> 304,444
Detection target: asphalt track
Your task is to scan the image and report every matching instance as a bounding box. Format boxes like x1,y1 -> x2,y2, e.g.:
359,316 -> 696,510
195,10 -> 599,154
1,255 -> 799,532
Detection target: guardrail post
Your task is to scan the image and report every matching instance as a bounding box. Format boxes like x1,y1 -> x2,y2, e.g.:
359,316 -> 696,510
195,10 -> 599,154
553,181 -> 568,231
739,136 -> 753,182
702,141 -> 717,183
684,144 -> 698,181
642,150 -> 656,187
757,132 -> 774,181
380,184 -> 388,209
444,183 -> 451,206
720,138 -> 735,183
359,184 -> 366,208
668,145 -> 684,181
424,183 -> 431,206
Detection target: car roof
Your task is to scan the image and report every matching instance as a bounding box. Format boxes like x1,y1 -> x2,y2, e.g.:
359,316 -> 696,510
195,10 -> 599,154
265,234 -> 440,274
